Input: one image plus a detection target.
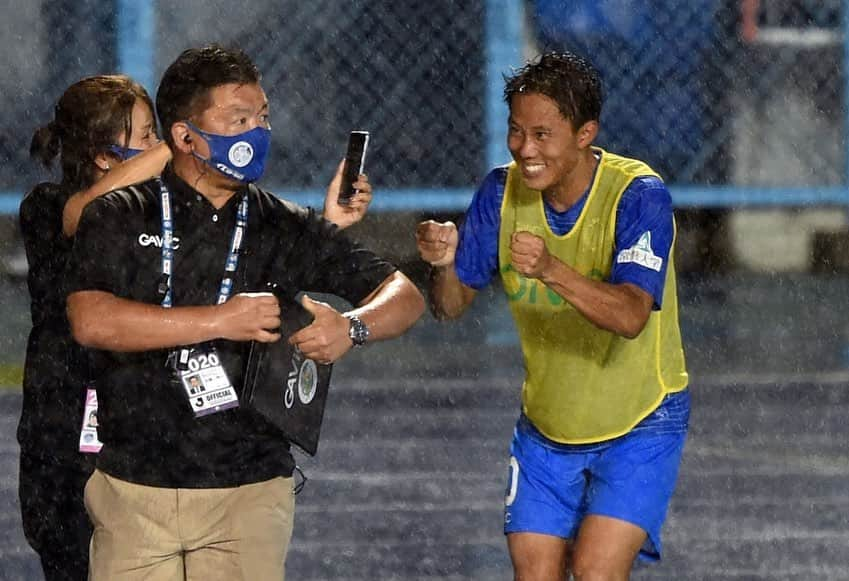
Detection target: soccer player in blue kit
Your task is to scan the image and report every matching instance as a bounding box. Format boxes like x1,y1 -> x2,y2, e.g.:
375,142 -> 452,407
416,51 -> 690,580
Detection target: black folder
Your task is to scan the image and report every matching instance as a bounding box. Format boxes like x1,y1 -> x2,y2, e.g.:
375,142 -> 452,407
243,294 -> 333,455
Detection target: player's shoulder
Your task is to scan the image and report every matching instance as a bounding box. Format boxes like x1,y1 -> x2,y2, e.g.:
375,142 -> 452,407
600,148 -> 660,177
484,164 -> 510,189
616,175 -> 674,236
472,164 -> 510,205
622,175 -> 672,208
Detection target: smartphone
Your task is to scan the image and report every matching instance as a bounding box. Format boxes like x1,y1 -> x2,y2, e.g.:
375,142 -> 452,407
338,130 -> 370,205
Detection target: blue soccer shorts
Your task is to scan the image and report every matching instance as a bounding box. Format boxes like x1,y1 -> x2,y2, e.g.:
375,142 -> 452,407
503,390 -> 690,561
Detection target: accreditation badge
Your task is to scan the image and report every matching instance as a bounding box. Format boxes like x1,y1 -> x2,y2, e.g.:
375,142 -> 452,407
178,346 -> 239,417
78,387 -> 103,454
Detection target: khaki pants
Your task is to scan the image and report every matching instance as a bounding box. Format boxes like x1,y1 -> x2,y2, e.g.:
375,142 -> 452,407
84,469 -> 295,581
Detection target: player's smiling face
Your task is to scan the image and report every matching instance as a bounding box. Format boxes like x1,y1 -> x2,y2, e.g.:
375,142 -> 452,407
507,92 -> 589,198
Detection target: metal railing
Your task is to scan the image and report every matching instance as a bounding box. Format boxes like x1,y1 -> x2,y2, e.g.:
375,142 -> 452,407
2,0 -> 848,214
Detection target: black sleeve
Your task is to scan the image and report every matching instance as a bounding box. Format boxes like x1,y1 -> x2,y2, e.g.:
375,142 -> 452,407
66,196 -> 133,296
270,205 -> 396,305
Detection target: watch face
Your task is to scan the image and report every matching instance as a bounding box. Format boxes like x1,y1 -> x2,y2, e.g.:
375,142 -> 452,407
347,315 -> 368,346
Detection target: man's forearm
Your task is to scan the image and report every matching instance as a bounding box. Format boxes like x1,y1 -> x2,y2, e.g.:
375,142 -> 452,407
68,290 -> 220,352
538,259 -> 652,339
427,264 -> 476,320
347,271 -> 425,340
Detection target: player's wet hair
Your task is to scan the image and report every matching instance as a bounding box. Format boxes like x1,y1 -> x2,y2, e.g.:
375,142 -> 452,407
504,51 -> 603,129
156,44 -> 261,146
30,75 -> 154,190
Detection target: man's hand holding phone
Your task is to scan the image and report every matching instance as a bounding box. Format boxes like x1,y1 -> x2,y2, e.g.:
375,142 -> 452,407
323,130 -> 371,228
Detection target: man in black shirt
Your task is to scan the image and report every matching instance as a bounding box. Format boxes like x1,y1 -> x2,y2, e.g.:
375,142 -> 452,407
66,45 -> 424,580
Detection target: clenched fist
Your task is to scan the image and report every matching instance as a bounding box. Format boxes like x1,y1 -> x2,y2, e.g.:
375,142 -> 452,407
288,295 -> 351,364
510,231 -> 554,279
416,220 -> 458,267
216,292 -> 281,343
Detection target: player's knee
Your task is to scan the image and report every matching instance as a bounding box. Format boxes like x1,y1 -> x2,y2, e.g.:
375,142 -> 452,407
570,555 -> 629,581
512,557 -> 569,581
508,532 -> 571,581
513,567 -> 566,581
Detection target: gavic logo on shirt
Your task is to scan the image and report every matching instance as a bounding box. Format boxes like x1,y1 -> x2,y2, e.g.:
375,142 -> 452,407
616,231 -> 662,272
137,233 -> 181,250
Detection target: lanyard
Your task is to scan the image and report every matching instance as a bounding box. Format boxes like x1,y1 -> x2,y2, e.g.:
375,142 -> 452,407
158,178 -> 248,307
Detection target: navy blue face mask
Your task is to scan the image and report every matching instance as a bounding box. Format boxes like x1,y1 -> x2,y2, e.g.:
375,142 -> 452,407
185,122 -> 271,183
107,145 -> 146,160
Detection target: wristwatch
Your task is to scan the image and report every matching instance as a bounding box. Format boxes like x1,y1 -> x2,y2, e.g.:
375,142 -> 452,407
345,314 -> 369,347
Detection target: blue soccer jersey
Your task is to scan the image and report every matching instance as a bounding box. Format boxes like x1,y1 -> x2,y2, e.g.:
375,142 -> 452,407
454,161 -> 674,308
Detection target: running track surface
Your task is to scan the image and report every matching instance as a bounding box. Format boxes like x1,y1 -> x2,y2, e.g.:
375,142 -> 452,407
1,273 -> 849,579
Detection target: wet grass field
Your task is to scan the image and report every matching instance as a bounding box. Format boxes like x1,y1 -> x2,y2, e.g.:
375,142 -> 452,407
1,273 -> 849,580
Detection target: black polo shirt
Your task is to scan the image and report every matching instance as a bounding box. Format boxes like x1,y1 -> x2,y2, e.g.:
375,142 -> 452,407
66,167 -> 396,488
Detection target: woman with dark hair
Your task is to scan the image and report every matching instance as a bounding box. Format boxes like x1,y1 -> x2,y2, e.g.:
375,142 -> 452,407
18,74 -> 165,581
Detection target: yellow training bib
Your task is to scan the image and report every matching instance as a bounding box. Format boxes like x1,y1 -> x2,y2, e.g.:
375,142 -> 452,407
498,148 -> 688,443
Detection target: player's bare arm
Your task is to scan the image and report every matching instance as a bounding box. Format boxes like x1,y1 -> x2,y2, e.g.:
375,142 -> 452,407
416,219 -> 477,320
510,230 -> 653,339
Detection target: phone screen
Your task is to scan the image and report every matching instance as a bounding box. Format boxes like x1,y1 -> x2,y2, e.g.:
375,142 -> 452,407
338,131 -> 369,205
